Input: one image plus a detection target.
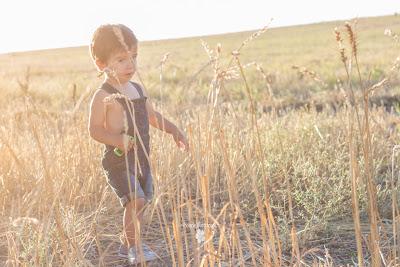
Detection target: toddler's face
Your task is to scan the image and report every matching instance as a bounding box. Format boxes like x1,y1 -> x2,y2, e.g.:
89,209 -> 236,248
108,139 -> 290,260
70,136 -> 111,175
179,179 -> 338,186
106,46 -> 138,84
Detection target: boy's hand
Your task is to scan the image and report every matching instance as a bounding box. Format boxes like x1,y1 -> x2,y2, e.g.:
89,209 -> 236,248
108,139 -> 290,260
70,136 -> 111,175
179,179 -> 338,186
173,130 -> 189,152
117,134 -> 135,152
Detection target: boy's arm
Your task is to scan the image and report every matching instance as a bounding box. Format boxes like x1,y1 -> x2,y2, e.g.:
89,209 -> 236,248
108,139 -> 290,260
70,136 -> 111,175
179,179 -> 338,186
146,99 -> 177,134
145,97 -> 189,151
88,90 -> 130,151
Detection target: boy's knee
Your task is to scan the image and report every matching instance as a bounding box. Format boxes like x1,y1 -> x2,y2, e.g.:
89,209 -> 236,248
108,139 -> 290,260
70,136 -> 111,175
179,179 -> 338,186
124,197 -> 146,210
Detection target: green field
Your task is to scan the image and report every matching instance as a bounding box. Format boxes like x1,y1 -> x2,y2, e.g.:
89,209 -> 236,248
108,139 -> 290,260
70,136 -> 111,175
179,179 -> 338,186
1,15 -> 399,106
0,15 -> 399,266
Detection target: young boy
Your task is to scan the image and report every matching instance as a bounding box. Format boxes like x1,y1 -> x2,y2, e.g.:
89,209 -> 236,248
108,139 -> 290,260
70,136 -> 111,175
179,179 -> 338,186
88,24 -> 188,264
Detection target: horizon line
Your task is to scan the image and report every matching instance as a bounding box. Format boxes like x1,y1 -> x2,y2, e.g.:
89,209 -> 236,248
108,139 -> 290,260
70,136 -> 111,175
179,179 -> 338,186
1,13 -> 396,56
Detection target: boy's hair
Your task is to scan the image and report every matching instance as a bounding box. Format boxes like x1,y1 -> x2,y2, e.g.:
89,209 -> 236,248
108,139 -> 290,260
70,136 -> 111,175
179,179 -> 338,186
90,24 -> 138,63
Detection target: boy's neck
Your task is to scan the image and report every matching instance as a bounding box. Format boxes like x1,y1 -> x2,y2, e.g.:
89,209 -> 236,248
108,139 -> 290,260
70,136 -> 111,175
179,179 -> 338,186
104,77 -> 130,91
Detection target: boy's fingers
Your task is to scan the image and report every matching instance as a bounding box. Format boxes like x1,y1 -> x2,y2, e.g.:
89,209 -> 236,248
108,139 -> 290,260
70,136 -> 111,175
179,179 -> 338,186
178,140 -> 189,152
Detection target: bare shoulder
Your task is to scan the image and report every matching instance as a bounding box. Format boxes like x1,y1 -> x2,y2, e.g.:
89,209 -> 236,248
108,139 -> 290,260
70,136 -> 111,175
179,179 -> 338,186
90,89 -> 115,107
89,89 -> 112,115
92,88 -> 110,101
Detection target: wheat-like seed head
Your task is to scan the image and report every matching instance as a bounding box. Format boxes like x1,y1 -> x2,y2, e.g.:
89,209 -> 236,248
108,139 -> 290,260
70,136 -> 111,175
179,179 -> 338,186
239,22 -> 271,51
12,217 -> 40,227
368,78 -> 388,95
103,93 -> 129,104
384,28 -> 399,43
385,28 -> 392,36
253,62 -> 268,80
112,26 -> 129,52
216,43 -> 221,54
345,21 -> 358,58
391,57 -> 400,72
160,53 -> 171,65
216,68 -> 239,81
201,39 -> 215,61
292,65 -> 326,86
334,27 -> 348,65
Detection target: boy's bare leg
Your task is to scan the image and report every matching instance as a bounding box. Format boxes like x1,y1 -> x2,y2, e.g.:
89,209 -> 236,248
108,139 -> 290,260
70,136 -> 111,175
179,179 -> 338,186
123,198 -> 146,248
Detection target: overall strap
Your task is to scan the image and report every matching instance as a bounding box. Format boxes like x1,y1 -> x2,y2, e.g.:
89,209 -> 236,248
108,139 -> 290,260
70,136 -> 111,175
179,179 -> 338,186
101,82 -> 120,95
130,82 -> 146,98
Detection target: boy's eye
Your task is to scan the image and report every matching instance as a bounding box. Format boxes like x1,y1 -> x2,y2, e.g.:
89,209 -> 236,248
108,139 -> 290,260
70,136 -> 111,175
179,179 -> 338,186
114,55 -> 136,64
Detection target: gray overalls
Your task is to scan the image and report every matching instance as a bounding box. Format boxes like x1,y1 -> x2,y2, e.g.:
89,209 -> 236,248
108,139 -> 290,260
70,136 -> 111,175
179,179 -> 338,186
100,81 -> 153,207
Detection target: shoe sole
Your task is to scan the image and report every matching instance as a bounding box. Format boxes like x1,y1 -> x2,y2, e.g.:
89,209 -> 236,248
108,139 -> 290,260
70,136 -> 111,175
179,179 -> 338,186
119,246 -> 155,260
128,253 -> 157,264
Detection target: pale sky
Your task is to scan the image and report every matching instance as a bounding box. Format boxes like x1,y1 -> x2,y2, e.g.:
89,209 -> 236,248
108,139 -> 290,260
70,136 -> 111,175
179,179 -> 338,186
1,0 -> 399,54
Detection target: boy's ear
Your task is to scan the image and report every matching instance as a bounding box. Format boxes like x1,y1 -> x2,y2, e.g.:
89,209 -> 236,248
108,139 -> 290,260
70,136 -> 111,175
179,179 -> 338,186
95,59 -> 107,71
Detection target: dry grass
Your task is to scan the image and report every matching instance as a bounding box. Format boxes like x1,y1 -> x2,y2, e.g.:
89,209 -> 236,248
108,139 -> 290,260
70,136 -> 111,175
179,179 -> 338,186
0,16 -> 400,266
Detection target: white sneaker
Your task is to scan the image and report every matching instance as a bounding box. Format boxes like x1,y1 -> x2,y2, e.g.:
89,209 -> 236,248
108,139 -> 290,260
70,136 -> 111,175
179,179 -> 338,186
119,243 -> 155,259
127,244 -> 157,265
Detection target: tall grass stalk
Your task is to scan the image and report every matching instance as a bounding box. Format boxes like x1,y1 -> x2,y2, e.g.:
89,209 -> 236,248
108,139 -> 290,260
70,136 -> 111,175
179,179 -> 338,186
335,26 -> 365,267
